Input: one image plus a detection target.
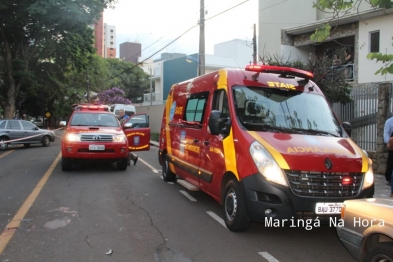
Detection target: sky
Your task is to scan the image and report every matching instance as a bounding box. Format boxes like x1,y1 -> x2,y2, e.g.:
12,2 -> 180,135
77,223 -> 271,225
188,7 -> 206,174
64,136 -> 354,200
104,0 -> 258,61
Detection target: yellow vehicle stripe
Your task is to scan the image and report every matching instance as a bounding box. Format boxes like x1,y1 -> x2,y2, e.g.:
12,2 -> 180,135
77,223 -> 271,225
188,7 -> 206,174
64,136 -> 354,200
248,131 -> 290,169
217,69 -> 239,180
164,86 -> 175,172
347,138 -> 369,172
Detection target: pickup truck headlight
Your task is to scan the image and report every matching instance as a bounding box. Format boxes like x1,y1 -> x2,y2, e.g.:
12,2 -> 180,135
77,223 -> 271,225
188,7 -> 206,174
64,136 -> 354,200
65,133 -> 80,142
362,157 -> 374,189
113,134 -> 127,142
249,141 -> 288,187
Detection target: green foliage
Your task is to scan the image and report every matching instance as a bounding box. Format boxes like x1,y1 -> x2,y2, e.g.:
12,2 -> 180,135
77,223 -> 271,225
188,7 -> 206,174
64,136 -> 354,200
312,0 -> 393,76
150,133 -> 160,142
0,0 -> 117,118
366,37 -> 393,75
310,24 -> 331,43
105,59 -> 150,103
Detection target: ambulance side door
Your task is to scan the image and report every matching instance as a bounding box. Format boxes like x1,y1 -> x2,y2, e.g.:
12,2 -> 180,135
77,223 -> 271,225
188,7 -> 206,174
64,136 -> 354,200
124,114 -> 151,151
199,89 -> 229,194
176,91 -> 209,187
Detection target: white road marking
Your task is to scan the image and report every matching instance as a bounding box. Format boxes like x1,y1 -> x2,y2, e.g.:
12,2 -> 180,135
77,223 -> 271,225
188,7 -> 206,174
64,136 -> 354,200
206,211 -> 227,229
179,190 -> 197,202
139,157 -> 159,173
259,252 -> 279,262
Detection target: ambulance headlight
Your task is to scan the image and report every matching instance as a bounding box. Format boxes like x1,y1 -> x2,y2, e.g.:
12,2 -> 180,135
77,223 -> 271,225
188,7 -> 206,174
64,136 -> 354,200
65,133 -> 80,142
362,157 -> 374,189
249,141 -> 288,187
113,134 -> 127,142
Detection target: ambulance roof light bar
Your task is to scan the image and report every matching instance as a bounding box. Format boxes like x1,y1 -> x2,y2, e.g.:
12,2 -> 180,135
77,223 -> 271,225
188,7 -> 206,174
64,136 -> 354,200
245,65 -> 314,81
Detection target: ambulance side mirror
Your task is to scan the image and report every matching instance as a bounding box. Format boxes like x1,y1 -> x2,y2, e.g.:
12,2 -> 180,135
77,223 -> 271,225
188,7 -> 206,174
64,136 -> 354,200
208,110 -> 231,136
342,122 -> 351,137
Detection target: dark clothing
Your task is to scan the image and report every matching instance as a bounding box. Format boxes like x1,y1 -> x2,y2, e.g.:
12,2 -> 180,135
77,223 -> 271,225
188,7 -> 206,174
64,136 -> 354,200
385,132 -> 393,182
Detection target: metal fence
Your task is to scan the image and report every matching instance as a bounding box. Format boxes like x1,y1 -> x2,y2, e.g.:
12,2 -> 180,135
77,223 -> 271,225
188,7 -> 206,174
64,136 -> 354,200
332,83 -> 393,151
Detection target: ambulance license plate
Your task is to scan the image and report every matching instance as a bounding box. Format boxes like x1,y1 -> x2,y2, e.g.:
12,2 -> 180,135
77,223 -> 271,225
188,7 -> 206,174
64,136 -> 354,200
315,203 -> 343,214
89,145 -> 105,151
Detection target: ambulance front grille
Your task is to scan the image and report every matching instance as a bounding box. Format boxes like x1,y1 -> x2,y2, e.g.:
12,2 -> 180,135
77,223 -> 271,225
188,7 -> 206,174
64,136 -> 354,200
285,171 -> 363,197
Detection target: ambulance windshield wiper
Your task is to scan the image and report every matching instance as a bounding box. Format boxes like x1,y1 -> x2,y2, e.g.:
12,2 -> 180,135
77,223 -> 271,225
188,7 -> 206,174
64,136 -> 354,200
291,127 -> 339,137
243,122 -> 296,133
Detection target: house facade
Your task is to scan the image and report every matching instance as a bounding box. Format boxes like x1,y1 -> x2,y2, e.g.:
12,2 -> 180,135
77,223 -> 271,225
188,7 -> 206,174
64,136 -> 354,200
258,0 -> 393,171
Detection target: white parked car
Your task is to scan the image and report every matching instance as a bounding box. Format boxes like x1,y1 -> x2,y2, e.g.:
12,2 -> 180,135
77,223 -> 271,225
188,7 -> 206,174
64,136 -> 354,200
336,198 -> 393,262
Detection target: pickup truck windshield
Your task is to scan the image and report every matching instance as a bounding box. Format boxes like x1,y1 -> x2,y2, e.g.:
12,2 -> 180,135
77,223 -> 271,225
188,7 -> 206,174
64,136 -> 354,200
233,86 -> 342,137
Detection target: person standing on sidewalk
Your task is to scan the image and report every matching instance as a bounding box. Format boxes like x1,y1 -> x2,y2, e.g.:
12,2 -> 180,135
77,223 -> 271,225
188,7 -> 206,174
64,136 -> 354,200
384,114 -> 393,187
388,137 -> 393,197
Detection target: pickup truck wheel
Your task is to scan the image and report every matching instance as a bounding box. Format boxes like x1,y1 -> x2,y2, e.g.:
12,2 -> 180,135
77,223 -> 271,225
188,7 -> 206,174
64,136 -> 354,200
223,179 -> 251,232
162,155 -> 176,182
0,137 -> 9,151
41,136 -> 51,147
365,242 -> 393,262
117,159 -> 128,171
61,157 -> 72,171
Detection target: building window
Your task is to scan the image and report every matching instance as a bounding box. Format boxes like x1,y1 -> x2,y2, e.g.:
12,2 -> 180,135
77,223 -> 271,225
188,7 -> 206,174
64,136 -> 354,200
110,48 -> 113,50
370,31 -> 380,53
111,36 -> 113,39
110,29 -> 113,33
110,42 -> 113,45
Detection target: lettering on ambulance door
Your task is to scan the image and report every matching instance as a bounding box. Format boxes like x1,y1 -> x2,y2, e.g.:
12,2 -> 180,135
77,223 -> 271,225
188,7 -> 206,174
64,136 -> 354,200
178,91 -> 209,186
199,90 -> 228,189
124,114 -> 151,151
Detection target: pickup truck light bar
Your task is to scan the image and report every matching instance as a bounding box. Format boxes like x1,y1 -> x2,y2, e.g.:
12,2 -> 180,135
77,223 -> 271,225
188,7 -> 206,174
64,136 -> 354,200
71,103 -> 111,112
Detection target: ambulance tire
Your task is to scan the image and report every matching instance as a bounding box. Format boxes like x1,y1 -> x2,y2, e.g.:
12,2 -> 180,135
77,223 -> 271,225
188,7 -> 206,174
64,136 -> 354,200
163,155 -> 177,182
223,179 -> 251,232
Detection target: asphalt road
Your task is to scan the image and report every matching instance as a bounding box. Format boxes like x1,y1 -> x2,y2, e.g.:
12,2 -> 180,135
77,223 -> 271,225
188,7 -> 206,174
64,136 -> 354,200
0,131 -> 390,262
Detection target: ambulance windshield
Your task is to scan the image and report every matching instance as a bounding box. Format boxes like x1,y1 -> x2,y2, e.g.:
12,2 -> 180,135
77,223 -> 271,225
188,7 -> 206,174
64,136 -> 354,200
233,86 -> 342,136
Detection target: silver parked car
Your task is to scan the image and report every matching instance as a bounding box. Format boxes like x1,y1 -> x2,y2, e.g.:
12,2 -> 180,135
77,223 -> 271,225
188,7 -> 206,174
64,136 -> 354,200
30,118 -> 43,127
336,198 -> 393,262
0,119 -> 55,150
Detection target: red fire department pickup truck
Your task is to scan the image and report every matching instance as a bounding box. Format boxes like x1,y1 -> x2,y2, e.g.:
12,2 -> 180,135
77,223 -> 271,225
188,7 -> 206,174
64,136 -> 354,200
61,104 -> 150,171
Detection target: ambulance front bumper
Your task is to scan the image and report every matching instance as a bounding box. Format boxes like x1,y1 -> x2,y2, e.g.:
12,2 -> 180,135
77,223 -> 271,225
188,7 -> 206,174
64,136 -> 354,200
241,172 -> 374,223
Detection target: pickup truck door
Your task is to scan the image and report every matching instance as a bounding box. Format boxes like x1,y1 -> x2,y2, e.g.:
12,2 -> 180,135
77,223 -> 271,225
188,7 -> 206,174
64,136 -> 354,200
123,113 -> 150,151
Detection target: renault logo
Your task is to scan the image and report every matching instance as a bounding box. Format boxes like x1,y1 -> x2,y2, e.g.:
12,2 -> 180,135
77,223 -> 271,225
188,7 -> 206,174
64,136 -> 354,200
324,158 -> 333,170
93,135 -> 101,141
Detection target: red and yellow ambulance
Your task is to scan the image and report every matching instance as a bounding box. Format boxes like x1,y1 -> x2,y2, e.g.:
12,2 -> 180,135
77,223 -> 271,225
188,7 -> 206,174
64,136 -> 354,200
158,65 -> 374,232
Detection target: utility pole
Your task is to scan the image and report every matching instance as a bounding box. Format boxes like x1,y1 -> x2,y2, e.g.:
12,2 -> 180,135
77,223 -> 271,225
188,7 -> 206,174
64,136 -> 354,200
198,0 -> 205,76
253,24 -> 257,64
149,66 -> 152,106
86,69 -> 90,102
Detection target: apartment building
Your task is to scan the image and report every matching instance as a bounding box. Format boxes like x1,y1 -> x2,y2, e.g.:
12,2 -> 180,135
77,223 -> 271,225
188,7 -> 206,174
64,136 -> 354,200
104,23 -> 116,58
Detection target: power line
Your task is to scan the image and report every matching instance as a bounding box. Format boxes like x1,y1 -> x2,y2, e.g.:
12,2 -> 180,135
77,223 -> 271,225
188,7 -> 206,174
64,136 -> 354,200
205,0 -> 250,21
106,24 -> 198,81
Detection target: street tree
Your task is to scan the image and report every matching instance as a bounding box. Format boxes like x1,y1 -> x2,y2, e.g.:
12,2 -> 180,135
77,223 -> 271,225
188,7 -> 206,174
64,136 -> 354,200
97,87 -> 131,105
311,0 -> 393,75
0,0 -> 116,118
105,59 -> 150,103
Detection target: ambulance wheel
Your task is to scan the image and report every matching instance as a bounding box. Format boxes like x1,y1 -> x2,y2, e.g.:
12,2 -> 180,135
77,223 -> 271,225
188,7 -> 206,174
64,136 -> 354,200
162,155 -> 176,182
223,179 -> 251,232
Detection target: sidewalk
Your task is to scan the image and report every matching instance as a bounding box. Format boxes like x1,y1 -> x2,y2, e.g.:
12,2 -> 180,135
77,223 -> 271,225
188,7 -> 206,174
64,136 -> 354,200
374,173 -> 392,198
